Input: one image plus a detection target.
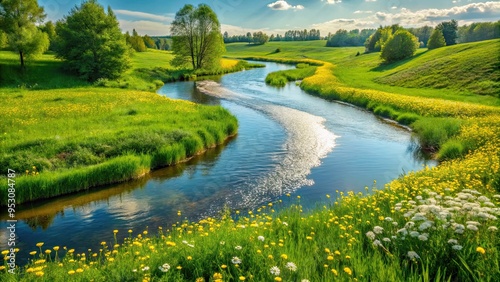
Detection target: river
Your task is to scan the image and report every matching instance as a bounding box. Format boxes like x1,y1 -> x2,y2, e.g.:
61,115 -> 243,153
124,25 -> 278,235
0,61 -> 435,263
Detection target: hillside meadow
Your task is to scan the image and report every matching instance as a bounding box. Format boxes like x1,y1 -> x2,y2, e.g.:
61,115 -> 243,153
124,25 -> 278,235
1,39 -> 500,281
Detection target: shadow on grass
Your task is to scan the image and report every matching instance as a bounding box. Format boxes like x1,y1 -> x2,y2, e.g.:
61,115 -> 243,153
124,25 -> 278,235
370,51 -> 427,72
0,57 -> 90,90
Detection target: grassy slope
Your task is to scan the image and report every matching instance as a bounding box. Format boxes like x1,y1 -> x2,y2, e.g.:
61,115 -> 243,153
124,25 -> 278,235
0,51 -> 238,203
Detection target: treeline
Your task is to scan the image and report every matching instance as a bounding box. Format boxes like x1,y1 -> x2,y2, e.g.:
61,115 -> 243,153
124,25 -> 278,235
458,21 -> 500,43
124,29 -> 171,52
325,29 -> 375,47
223,29 -> 321,44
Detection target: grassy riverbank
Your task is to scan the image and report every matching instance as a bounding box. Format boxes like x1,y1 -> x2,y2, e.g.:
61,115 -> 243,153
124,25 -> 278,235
0,50 -> 240,204
1,40 -> 500,281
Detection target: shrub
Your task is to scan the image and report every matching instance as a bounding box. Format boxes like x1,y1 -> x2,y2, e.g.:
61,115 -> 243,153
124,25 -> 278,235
381,30 -> 419,62
427,29 -> 446,50
438,139 -> 465,159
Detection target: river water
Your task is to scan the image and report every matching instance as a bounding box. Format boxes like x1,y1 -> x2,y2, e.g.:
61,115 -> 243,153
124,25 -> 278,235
0,61 -> 435,263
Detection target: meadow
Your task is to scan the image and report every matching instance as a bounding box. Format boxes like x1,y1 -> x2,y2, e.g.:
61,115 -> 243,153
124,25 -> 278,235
1,39 -> 500,281
0,50 -> 239,203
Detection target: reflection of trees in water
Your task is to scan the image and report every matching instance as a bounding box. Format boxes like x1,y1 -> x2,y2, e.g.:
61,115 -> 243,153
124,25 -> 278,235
24,213 -> 58,230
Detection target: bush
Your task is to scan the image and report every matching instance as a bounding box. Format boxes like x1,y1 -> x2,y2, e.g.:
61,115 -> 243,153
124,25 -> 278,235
427,29 -> 446,50
396,113 -> 421,125
438,139 -> 465,159
381,30 -> 419,62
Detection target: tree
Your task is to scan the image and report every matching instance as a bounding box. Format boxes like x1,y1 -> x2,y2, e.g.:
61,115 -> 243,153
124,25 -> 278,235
127,28 -> 147,52
171,4 -> 224,70
436,20 -> 458,46
55,0 -> 129,81
381,30 -> 419,62
143,35 -> 156,49
252,31 -> 269,45
427,29 -> 446,50
39,21 -> 57,51
0,0 -> 49,67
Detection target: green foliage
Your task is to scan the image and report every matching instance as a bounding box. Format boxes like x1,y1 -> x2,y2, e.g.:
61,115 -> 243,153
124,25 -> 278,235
171,4 -> 225,70
326,28 -> 375,47
438,139 -> 465,160
0,0 -> 48,67
55,0 -> 130,81
396,113 -> 421,125
365,25 -> 402,52
408,25 -> 433,47
380,30 -> 419,62
265,65 -> 317,87
143,34 -> 156,49
39,21 -> 57,51
458,20 -> 500,43
412,118 -> 463,151
126,29 -> 147,52
252,31 -> 269,45
427,29 -> 446,50
436,20 -> 458,46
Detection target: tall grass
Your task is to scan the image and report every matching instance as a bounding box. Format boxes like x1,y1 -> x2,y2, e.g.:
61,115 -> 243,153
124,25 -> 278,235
265,64 -> 317,87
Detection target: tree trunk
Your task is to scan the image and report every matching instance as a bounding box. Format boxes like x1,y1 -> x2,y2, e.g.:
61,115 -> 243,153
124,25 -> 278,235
19,50 -> 25,68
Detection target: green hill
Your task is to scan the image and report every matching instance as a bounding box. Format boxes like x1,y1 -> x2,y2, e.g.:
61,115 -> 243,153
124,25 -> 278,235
375,39 -> 500,97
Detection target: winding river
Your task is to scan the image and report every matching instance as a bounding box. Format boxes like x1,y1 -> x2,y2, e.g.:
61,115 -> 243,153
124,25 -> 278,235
0,61 -> 436,263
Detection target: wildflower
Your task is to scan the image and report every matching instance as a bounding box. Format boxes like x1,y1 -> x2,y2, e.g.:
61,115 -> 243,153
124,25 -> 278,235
235,246 -> 242,250
373,226 -> 384,234
258,236 -> 265,241
407,251 -> 420,260
275,277 -> 282,281
476,247 -> 486,254
270,266 -> 280,276
331,269 -> 338,275
29,251 -> 37,256
286,262 -> 297,271
113,230 -> 118,234
176,266 -> 182,270
452,245 -> 463,251
220,241 -> 225,245
418,234 -> 428,241
466,225 -> 479,231
344,267 -> 352,275
68,270 -> 75,275
142,266 -> 150,271
419,221 -> 433,231
187,256 -> 192,260
221,264 -> 227,269
301,280 -> 311,282
239,276 -> 245,281
282,222 -> 288,226
280,254 -> 288,260
397,228 -> 408,235
365,231 -> 376,240
76,268 -> 83,273
410,231 -> 420,237
385,217 -> 393,222
327,255 -> 334,260
36,242 -> 44,248
383,237 -> 391,242
231,257 -> 242,264
373,240 -> 383,247
488,226 -> 498,231
213,273 -> 223,279
159,263 -> 170,272
35,271 -> 44,277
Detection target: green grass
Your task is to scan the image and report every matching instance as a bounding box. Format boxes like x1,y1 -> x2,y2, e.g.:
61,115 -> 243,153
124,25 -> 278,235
265,64 -> 317,87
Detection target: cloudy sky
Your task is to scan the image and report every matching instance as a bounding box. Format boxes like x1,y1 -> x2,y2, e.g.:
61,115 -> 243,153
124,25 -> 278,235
39,0 -> 500,36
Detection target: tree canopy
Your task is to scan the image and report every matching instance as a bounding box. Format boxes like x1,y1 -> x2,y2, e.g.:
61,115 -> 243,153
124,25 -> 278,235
380,30 -> 419,62
55,0 -> 129,81
436,20 -> 458,46
171,4 -> 224,70
0,0 -> 49,67
427,29 -> 446,50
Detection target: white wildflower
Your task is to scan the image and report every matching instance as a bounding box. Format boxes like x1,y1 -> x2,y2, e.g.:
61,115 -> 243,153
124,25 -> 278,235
452,245 -> 463,251
477,196 -> 491,202
220,241 -> 225,245
231,257 -> 242,265
270,266 -> 280,276
235,246 -> 242,251
301,280 -> 310,282
383,237 -> 391,242
373,226 -> 384,234
392,222 -> 398,226
418,234 -> 428,241
142,266 -> 150,271
447,239 -> 458,245
397,228 -> 408,236
283,222 -> 288,226
405,221 -> 415,229
373,240 -> 383,247
416,196 -> 423,200
407,251 -> 420,260
158,263 -> 170,272
419,221 -> 433,231
488,226 -> 498,232
258,236 -> 265,242
385,217 -> 393,222
286,262 -> 297,272
410,231 -> 420,237
466,221 -> 480,226
466,225 -> 479,231
366,231 -> 376,240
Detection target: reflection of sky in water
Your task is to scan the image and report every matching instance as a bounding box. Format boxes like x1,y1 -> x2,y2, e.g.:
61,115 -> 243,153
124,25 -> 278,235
1,61 -> 435,263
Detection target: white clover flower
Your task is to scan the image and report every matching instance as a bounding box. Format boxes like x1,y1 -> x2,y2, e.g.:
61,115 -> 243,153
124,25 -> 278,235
270,266 -> 280,276
466,225 -> 479,231
366,231 -> 376,240
410,231 -> 420,237
158,263 -> 170,272
447,239 -> 458,245
286,262 -> 298,272
407,251 -> 420,260
231,257 -> 242,264
132,269 -> 137,272
418,234 -> 428,241
373,226 -> 384,234
258,236 -> 265,242
235,246 -> 242,251
488,226 -> 498,232
452,245 -> 463,251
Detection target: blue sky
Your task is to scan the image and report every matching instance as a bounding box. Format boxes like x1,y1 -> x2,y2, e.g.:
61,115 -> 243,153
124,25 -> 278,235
39,0 -> 500,36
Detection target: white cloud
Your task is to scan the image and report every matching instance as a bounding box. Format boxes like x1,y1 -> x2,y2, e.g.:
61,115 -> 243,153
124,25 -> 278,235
118,19 -> 170,36
323,0 -> 342,4
267,1 -> 305,10
365,0 -> 377,2
354,10 -> 374,14
312,1 -> 500,34
114,10 -> 172,22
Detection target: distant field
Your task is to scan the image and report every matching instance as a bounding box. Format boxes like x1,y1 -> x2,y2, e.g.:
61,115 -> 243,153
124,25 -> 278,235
226,40 -> 500,106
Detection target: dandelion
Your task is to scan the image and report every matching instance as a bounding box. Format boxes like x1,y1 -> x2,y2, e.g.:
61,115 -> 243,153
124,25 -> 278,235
476,247 -> 486,254
68,270 -> 75,275
231,257 -> 242,264
286,262 -> 297,272
270,266 -> 280,276
239,276 -> 246,281
258,236 -> 265,242
331,269 -> 338,275
213,273 -> 223,279
36,242 -> 44,248
280,254 -> 288,260
159,263 -> 170,272
327,255 -> 334,261
275,277 -> 282,282
408,251 -> 420,260
344,267 -> 352,275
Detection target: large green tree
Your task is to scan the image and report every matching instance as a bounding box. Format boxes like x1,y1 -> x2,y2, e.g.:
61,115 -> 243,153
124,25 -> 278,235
171,4 -> 224,70
0,0 -> 49,67
427,29 -> 446,50
55,0 -> 129,81
381,30 -> 419,62
436,20 -> 458,46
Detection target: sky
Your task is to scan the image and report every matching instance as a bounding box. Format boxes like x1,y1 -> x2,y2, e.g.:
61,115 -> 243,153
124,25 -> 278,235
38,0 -> 500,36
